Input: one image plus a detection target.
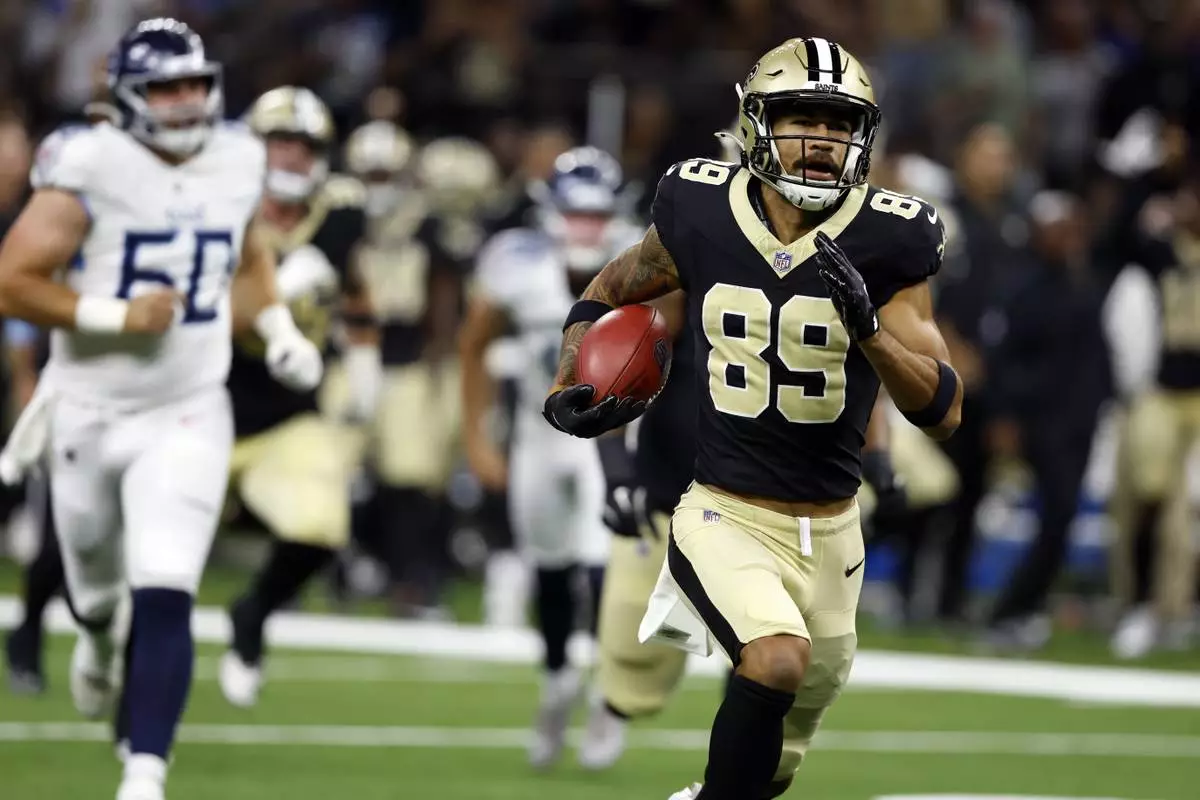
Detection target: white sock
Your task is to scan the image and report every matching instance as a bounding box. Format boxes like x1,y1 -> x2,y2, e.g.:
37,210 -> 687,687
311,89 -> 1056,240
123,753 -> 167,785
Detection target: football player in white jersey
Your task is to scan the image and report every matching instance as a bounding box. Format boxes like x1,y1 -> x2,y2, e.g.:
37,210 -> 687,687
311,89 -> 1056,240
460,146 -> 642,769
0,19 -> 321,800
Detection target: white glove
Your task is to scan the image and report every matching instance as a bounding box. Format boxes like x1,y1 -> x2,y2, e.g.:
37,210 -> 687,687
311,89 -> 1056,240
255,304 -> 324,392
342,344 -> 382,423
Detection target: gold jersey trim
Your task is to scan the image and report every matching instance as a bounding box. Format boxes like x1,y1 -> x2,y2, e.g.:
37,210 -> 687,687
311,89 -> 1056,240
728,169 -> 867,278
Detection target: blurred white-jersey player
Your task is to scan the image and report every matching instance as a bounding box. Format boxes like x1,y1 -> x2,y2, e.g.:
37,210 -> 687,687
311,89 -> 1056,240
0,18 -> 321,800
460,146 -> 642,769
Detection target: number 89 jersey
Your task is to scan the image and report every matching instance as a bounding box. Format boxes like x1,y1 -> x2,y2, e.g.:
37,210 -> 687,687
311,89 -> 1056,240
653,159 -> 945,502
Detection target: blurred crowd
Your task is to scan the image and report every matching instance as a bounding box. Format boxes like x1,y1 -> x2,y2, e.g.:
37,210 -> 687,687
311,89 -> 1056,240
0,0 -> 1198,660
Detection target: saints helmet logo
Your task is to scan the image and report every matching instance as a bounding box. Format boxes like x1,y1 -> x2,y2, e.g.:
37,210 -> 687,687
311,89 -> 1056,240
745,62 -> 760,84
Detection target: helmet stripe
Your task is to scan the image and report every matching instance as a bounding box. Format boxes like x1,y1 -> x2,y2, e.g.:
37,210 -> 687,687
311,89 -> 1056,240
810,38 -> 836,83
804,38 -> 821,82
828,41 -> 844,81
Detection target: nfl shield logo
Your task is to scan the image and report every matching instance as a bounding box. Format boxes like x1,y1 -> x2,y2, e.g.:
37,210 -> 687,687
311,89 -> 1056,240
703,509 -> 721,524
772,250 -> 792,273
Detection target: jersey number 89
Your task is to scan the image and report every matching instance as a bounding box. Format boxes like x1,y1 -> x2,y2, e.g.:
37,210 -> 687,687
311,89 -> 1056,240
703,284 -> 849,424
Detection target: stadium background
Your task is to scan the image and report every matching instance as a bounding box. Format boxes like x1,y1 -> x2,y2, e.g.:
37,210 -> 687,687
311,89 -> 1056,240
1,1 -> 1199,799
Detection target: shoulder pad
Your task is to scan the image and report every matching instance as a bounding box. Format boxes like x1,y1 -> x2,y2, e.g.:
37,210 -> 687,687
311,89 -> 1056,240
31,125 -> 100,192
652,159 -> 740,258
321,174 -> 367,209
865,185 -> 947,280
474,227 -> 551,302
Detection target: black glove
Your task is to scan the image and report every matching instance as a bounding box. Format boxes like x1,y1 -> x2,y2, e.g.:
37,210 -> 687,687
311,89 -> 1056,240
596,435 -> 653,538
543,384 -> 646,439
814,231 -> 880,342
861,449 -> 907,521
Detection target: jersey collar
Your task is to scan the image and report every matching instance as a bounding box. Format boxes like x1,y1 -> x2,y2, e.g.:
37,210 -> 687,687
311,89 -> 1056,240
728,169 -> 866,279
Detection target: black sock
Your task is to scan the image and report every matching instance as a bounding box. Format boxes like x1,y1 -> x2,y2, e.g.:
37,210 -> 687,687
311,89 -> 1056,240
535,566 -> 575,672
1131,503 -> 1160,605
126,589 -> 194,759
698,674 -> 795,800
16,525 -> 63,635
233,541 -> 334,663
378,486 -> 440,603
585,566 -> 604,636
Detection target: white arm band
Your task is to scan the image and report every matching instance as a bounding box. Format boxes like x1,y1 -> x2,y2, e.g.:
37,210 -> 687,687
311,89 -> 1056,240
253,303 -> 300,342
74,296 -> 128,334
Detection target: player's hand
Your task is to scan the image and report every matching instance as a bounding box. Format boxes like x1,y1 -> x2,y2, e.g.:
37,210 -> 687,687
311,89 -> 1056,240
123,289 -> 182,335
814,231 -> 879,342
604,483 -> 652,538
543,384 -> 646,439
861,449 -> 907,521
466,438 -> 508,491
265,331 -> 324,393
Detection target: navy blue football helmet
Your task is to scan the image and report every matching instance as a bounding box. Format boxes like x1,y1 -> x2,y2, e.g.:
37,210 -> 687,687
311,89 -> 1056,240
107,18 -> 223,156
535,146 -> 627,273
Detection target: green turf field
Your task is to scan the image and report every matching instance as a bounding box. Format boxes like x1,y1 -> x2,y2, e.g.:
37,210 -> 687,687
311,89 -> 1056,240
2,635 -> 1198,800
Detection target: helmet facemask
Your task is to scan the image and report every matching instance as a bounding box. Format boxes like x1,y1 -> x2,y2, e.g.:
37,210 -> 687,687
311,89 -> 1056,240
264,133 -> 329,204
114,70 -> 223,157
739,87 -> 880,212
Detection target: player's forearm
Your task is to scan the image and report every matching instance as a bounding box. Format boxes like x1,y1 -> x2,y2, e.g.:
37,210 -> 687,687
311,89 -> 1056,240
860,331 -> 961,440
459,342 -> 495,450
864,395 -> 891,452
229,259 -> 279,336
0,272 -> 94,331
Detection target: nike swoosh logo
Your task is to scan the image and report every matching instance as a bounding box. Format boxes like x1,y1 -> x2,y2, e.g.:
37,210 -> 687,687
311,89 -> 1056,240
927,208 -> 939,225
845,558 -> 865,578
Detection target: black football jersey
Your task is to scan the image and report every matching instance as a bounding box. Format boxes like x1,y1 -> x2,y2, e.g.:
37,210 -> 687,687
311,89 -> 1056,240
653,160 -> 945,502
1135,233 -> 1200,390
228,178 -> 367,437
636,327 -> 698,515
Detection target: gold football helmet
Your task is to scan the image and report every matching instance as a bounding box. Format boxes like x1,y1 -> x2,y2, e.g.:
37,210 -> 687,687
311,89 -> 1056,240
721,37 -> 881,211
344,120 -> 415,217
246,86 -> 336,203
415,137 -> 499,215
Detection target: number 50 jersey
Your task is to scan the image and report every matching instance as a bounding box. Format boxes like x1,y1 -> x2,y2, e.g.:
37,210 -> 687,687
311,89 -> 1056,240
31,123 -> 265,408
653,159 -> 945,502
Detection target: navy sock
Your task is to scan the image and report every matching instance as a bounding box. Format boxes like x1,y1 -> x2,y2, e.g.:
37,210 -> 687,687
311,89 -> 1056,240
126,588 -> 194,759
586,566 -> 605,636
698,674 -> 794,800
535,566 -> 575,672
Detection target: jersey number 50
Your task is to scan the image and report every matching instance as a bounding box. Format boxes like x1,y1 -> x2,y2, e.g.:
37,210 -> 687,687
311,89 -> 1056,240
703,283 -> 849,423
118,230 -> 235,324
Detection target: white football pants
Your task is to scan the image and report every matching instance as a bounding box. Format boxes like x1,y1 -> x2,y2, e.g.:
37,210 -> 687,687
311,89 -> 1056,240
49,387 -> 233,623
508,418 -> 609,569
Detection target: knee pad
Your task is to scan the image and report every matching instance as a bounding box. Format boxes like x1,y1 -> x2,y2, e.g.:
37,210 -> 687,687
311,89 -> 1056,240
773,632 -> 856,782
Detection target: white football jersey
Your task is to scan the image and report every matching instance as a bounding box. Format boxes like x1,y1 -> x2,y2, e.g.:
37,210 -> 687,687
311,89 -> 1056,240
474,222 -> 641,439
32,122 -> 265,408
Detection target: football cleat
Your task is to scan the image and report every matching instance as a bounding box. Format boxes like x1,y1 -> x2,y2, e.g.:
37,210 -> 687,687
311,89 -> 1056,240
117,754 -> 166,800
218,650 -> 263,708
667,783 -> 704,799
70,632 -> 117,719
577,691 -> 627,771
1111,606 -> 1158,660
528,666 -> 583,770
5,626 -> 45,696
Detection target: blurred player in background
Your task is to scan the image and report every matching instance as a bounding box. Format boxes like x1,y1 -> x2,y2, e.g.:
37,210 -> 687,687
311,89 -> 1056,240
1109,164 -> 1200,658
460,146 -> 641,769
217,86 -> 381,708
544,37 -> 958,800
0,19 -> 322,800
345,129 -> 492,616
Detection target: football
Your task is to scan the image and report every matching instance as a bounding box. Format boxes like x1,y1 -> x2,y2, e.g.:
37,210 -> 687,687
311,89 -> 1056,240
578,304 -> 672,404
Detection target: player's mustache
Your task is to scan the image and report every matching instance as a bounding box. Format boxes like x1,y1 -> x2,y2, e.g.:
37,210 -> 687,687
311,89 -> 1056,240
793,154 -> 838,173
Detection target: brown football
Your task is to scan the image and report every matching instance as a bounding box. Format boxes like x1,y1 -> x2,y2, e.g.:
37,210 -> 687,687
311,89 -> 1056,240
578,304 -> 672,404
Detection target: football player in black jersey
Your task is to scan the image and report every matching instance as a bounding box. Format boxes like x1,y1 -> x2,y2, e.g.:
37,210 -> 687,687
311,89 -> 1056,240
216,87 -> 381,707
544,37 -> 960,800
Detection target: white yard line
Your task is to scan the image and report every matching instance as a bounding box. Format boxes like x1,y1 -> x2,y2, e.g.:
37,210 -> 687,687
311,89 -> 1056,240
1,723 -> 1198,757
4,596 -> 1199,707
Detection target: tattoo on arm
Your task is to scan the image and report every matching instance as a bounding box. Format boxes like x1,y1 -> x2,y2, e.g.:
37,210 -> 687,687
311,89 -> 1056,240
553,224 -> 681,387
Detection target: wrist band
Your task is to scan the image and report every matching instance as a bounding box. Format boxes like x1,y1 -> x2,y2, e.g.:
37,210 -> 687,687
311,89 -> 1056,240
254,303 -> 299,342
75,296 -> 128,334
901,360 -> 957,428
563,299 -> 614,332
